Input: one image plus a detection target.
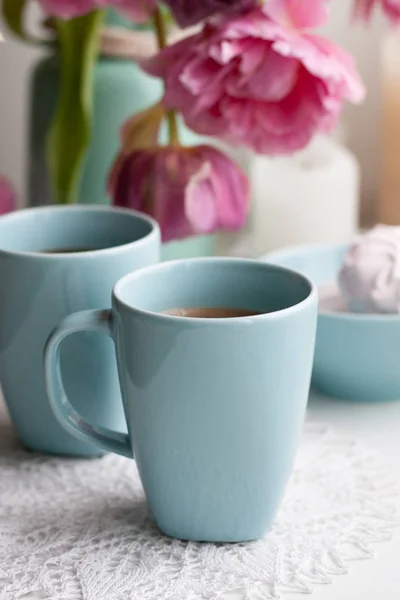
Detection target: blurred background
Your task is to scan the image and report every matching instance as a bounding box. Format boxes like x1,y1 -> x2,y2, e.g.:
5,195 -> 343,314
0,1 -> 393,248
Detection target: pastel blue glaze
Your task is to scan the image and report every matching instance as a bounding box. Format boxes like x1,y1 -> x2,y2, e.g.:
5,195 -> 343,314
161,233 -> 215,261
45,258 -> 317,542
264,243 -> 400,402
0,206 -> 160,456
28,55 -> 163,207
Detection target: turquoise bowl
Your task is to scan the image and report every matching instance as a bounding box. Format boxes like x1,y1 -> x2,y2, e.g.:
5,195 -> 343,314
263,243 -> 400,402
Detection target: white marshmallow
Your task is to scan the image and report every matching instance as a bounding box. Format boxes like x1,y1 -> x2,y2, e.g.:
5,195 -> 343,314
339,225 -> 400,314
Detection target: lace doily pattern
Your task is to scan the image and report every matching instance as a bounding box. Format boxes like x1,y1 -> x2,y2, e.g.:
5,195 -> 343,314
0,422 -> 398,600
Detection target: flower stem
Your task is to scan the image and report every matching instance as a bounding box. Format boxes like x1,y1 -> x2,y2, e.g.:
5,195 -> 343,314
153,6 -> 180,147
167,110 -> 179,146
153,5 -> 167,50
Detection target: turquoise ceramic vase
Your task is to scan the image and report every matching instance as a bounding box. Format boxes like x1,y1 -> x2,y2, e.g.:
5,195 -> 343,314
27,14 -> 215,259
28,54 -> 162,208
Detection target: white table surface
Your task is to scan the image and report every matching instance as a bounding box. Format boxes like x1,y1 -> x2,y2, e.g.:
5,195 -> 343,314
1,393 -> 400,600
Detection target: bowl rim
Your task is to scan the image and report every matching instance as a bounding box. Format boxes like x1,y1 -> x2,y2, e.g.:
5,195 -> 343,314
261,242 -> 400,323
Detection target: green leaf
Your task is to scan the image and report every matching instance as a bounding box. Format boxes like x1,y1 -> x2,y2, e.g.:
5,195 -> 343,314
122,103 -> 166,151
2,0 -> 31,42
46,10 -> 105,204
159,4 -> 176,26
1,0 -> 50,44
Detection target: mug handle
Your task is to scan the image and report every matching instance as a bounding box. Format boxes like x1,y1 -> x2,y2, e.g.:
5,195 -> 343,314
44,309 -> 133,458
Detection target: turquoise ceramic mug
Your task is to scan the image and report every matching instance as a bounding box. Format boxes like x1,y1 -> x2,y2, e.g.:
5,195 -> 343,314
44,258 -> 317,542
0,206 -> 160,456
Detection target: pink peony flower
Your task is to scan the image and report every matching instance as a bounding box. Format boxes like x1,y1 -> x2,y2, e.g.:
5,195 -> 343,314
354,0 -> 400,24
163,0 -> 256,27
141,0 -> 365,154
0,176 -> 16,214
38,0 -> 156,21
109,145 -> 249,242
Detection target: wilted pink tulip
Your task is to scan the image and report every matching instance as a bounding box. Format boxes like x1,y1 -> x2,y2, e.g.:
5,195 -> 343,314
142,0 -> 365,155
0,176 -> 16,215
163,0 -> 256,27
39,0 -> 156,21
109,145 -> 249,242
354,0 -> 400,24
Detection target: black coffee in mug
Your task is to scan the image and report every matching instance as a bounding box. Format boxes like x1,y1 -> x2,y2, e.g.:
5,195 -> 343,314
161,307 -> 262,318
42,247 -> 101,254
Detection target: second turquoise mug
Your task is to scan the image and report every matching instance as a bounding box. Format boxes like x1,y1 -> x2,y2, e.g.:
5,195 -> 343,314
45,258 -> 317,542
0,206 -> 160,456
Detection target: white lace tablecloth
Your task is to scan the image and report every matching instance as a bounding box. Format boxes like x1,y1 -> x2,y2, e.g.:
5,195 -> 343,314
0,396 -> 399,600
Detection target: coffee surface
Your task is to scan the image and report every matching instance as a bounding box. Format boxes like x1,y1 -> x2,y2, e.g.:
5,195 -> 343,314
161,307 -> 262,318
41,247 -> 100,254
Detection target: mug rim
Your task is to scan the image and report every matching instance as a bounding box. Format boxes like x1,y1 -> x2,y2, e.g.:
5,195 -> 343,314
113,257 -> 317,324
0,205 -> 160,259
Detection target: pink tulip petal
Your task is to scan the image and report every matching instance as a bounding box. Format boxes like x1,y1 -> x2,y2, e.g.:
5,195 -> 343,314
112,0 -> 156,22
386,0 -> 400,23
265,0 -> 330,29
232,43 -> 299,101
302,34 -> 366,103
355,0 -> 400,24
185,162 -> 218,233
201,148 -> 250,228
354,0 -> 376,20
0,177 -> 16,214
